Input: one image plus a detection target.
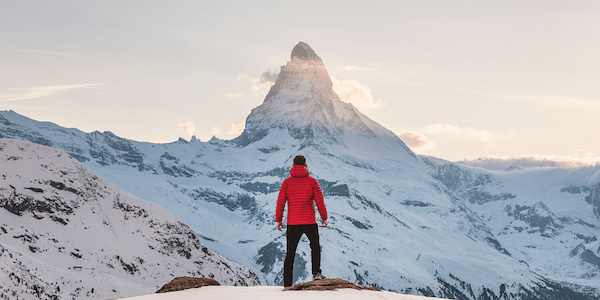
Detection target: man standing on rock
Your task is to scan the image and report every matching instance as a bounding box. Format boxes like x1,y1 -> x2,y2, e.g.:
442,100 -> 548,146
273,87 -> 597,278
276,155 -> 328,287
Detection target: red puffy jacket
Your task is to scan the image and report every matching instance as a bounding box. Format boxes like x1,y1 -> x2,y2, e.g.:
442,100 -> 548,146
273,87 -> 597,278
276,165 -> 328,225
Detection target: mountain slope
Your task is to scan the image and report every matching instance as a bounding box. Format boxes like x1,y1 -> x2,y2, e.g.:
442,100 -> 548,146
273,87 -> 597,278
1,42 -> 599,300
0,139 -> 259,299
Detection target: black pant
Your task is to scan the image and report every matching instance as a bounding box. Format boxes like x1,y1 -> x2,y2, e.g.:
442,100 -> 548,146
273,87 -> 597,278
284,223 -> 321,287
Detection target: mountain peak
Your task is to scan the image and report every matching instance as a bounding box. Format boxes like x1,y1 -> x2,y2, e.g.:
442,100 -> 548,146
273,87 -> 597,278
233,42 -> 415,161
291,42 -> 321,61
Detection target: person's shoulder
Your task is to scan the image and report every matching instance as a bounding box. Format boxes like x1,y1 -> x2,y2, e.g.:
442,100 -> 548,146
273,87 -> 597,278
308,176 -> 319,184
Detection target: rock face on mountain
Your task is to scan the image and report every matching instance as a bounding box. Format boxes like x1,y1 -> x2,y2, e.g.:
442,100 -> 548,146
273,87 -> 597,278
0,139 -> 259,299
1,42 -> 600,300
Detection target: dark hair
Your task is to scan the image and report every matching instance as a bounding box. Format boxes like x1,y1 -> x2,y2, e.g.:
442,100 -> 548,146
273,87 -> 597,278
293,155 -> 306,166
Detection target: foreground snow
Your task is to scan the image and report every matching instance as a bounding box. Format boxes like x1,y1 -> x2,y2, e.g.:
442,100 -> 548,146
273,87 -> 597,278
121,286 -> 446,300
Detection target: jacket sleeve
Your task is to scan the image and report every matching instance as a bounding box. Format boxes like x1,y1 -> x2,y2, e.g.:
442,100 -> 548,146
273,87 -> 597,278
275,180 -> 287,223
312,178 -> 328,220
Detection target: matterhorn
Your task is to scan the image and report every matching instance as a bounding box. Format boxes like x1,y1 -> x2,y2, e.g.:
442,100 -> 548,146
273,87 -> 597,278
237,42 -> 412,156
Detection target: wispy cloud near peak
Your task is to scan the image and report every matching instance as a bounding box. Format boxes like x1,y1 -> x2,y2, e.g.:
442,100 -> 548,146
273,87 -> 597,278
331,77 -> 385,110
458,153 -> 600,170
0,83 -> 105,102
177,121 -> 196,136
398,131 -> 437,153
227,123 -> 244,136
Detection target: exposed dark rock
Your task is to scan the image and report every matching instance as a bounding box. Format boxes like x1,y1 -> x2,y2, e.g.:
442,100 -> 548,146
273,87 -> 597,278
580,249 -> 600,268
255,241 -> 284,274
115,255 -> 138,275
231,128 -> 269,147
283,277 -> 379,291
0,116 -> 54,147
562,183 -> 600,219
48,180 -> 79,195
258,146 -> 280,153
188,188 -> 257,213
401,200 -> 432,207
159,160 -> 196,178
161,152 -> 178,161
503,202 -> 563,237
318,180 -> 350,197
291,41 -> 322,61
24,187 -> 44,193
155,276 -> 220,293
239,182 -> 280,195
85,131 -> 146,167
344,215 -> 372,230
0,187 -> 74,223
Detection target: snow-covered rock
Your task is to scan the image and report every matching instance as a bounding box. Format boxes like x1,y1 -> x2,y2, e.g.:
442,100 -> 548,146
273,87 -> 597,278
0,139 -> 259,299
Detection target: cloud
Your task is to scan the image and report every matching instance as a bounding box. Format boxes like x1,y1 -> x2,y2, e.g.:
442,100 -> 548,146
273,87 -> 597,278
331,77 -> 386,110
0,83 -> 104,102
227,123 -> 245,136
336,65 -> 371,72
424,124 -> 491,141
458,153 -> 600,170
211,127 -> 222,136
237,70 -> 279,95
225,93 -> 243,98
397,131 -> 437,153
177,121 -> 196,136
259,70 -> 278,86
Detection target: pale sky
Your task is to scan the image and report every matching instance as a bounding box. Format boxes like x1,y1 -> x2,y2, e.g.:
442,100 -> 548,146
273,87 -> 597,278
1,1 -> 599,163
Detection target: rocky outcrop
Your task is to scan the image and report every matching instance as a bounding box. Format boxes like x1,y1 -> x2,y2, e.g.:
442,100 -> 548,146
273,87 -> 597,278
283,278 -> 379,291
156,277 -> 220,293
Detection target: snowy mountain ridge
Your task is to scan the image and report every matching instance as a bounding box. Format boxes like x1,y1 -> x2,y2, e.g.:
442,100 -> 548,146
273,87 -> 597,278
0,139 -> 259,299
1,42 -> 600,300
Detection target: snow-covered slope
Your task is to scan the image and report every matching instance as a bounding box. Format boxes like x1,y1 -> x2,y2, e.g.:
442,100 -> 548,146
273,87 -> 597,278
431,159 -> 600,284
1,42 -> 599,300
0,139 -> 259,299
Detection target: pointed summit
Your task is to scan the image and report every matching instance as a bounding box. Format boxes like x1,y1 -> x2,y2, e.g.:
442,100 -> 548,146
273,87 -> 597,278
264,42 -> 332,100
291,42 -> 322,61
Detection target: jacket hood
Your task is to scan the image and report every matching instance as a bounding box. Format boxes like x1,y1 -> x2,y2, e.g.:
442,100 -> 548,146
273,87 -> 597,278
289,165 -> 310,178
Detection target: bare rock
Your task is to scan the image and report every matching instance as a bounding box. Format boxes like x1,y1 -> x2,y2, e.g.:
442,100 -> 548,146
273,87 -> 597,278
283,277 -> 379,291
156,276 -> 220,293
